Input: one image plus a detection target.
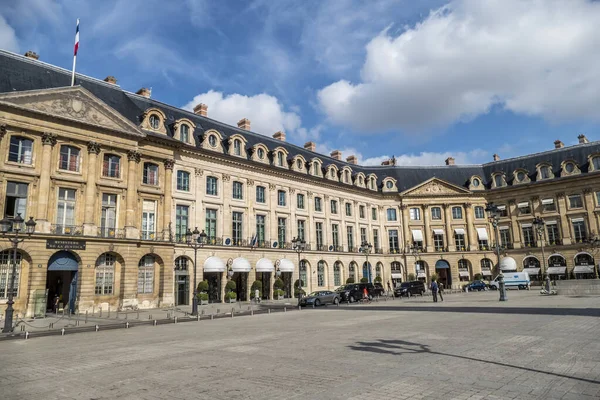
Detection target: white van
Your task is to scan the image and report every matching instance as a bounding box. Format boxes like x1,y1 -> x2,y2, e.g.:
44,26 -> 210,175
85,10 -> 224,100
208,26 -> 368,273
488,271 -> 530,290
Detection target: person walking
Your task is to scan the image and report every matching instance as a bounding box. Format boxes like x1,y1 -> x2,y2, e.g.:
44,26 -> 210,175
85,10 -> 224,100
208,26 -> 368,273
387,281 -> 392,296
431,280 -> 439,303
363,287 -> 371,303
438,281 -> 444,302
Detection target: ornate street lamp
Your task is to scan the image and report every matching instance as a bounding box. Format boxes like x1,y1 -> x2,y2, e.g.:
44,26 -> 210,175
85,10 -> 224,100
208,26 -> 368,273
186,227 -> 207,316
1,214 -> 36,333
485,203 -> 507,301
532,217 -> 550,291
360,241 -> 373,283
291,237 -> 306,302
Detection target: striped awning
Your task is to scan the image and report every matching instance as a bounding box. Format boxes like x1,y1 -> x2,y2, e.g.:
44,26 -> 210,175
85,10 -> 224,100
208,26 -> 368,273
459,270 -> 470,277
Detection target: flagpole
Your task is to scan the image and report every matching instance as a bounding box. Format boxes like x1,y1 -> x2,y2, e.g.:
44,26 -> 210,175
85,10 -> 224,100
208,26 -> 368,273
71,54 -> 77,87
71,18 -> 80,87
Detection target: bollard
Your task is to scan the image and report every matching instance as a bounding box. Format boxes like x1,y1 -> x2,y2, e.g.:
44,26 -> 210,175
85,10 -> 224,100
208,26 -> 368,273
99,307 -> 102,318
76,320 -> 80,326
312,303 -> 315,309
231,312 -> 234,319
61,328 -> 65,336
211,314 -> 214,320
126,322 -> 130,329
298,305 -> 301,311
251,309 -> 254,316
174,317 -> 178,324
95,324 -> 99,332
284,307 -> 287,313
85,310 -> 88,324
137,311 -> 140,320
154,320 -> 157,326
116,312 -> 119,320
62,308 -> 65,316
25,331 -> 29,340
268,309 -> 271,314
107,305 -> 110,318
197,315 -> 200,322
217,308 -> 220,314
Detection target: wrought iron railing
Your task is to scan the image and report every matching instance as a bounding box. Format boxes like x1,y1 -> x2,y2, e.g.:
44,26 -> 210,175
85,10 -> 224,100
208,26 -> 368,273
97,227 -> 125,239
51,224 -> 83,236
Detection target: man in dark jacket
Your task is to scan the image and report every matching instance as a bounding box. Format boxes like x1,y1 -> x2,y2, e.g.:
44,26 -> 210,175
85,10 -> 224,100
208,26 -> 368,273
431,280 -> 439,303
438,281 -> 444,302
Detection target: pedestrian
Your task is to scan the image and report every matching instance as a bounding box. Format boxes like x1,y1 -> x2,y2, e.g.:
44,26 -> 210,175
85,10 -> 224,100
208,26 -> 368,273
431,280 -> 439,303
438,281 -> 444,302
362,287 -> 370,303
387,281 -> 392,296
53,293 -> 59,313
254,288 -> 260,304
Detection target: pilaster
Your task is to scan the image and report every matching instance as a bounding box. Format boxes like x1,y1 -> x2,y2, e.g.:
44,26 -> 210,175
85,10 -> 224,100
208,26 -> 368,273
83,141 -> 101,236
124,150 -> 141,239
35,132 -> 57,233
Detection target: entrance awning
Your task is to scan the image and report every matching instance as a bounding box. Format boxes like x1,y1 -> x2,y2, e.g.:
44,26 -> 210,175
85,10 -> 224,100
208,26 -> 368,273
435,260 -> 450,269
476,228 -> 488,241
481,269 -> 492,276
459,270 -> 470,278
500,257 -> 517,271
417,271 -> 426,278
278,258 -> 295,272
574,265 -> 594,274
454,228 -> 465,235
547,266 -> 566,275
523,267 -> 540,275
391,273 -> 403,279
433,229 -> 444,235
204,256 -> 226,273
231,257 -> 251,273
256,258 -> 275,272
412,230 -> 423,241
48,251 -> 79,271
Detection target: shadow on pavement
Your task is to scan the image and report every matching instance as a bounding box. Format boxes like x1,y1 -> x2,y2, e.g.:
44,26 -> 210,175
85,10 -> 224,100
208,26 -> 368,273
348,339 -> 600,385
338,305 -> 600,317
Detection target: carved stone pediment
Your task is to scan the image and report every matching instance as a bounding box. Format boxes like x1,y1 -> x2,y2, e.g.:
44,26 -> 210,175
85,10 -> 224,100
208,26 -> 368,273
402,178 -> 470,196
0,86 -> 144,137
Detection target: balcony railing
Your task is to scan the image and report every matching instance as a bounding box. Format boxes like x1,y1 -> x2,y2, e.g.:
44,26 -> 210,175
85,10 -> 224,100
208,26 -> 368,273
97,227 -> 125,239
141,230 -> 171,241
51,224 -> 83,236
389,247 -> 402,254
479,244 -> 490,251
375,248 -> 383,254
547,239 -> 562,246
434,246 -> 447,252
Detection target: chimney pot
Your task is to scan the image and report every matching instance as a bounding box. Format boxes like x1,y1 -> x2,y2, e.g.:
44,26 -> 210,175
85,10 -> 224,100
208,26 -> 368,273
136,88 -> 151,98
193,103 -> 208,117
445,157 -> 455,166
104,76 -> 117,85
304,141 -> 316,151
330,150 -> 342,160
578,134 -> 589,144
493,154 -> 500,161
273,131 -> 286,141
346,155 -> 358,165
24,51 -> 39,60
237,118 -> 251,130
554,140 -> 564,149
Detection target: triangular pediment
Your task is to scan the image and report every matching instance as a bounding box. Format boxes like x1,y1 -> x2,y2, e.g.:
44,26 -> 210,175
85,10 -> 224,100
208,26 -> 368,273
402,177 -> 471,196
0,86 -> 144,137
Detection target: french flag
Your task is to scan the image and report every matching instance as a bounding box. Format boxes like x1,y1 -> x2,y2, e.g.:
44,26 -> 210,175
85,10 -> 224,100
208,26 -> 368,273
73,19 -> 80,56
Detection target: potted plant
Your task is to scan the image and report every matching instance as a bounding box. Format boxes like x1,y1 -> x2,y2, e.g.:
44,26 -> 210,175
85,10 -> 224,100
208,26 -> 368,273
473,273 -> 483,281
407,273 -> 416,281
430,273 -> 439,283
374,276 -> 382,284
346,277 -> 355,284
360,277 -> 369,283
294,279 -> 306,299
250,280 -> 262,300
197,280 -> 209,305
225,280 -> 237,303
273,277 -> 285,299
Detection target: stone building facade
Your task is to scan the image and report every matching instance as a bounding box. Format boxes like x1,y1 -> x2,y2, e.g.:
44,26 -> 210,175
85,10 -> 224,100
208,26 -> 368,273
1,50 -> 599,317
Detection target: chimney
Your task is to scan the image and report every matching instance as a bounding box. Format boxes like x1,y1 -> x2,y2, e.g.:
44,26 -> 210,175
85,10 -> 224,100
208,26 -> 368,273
493,154 -> 500,161
346,155 -> 358,165
193,103 -> 208,117
381,160 -> 391,166
103,76 -> 117,85
24,51 -> 39,60
273,131 -> 286,141
578,134 -> 589,144
304,141 -> 316,151
136,88 -> 151,98
445,157 -> 455,166
381,156 -> 397,166
237,118 -> 251,130
330,150 -> 342,160
554,140 -> 564,149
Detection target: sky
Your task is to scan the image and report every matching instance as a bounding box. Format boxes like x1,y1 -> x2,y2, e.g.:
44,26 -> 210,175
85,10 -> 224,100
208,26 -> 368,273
2,0 -> 600,166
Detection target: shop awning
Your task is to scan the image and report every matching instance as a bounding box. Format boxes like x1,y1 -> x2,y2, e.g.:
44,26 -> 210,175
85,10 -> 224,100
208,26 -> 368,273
496,205 -> 506,211
572,217 -> 585,223
256,258 -> 275,272
547,266 -> 567,275
574,265 -> 594,274
433,229 -> 444,235
278,258 -> 295,272
517,202 -> 529,208
435,260 -> 450,269
523,267 -> 540,275
454,228 -> 465,235
231,257 -> 251,273
521,223 -> 532,228
481,269 -> 492,276
476,228 -> 488,241
545,220 -> 557,225
541,198 -> 554,205
391,273 -> 403,279
417,271 -> 426,278
204,256 -> 226,273
412,230 -> 423,241
459,270 -> 470,277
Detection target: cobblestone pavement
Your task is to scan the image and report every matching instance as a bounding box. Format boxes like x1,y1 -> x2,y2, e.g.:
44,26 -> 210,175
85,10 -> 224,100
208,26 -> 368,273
1,291 -> 599,400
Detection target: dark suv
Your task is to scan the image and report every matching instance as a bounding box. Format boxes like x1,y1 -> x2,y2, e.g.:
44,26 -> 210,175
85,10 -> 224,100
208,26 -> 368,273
337,283 -> 385,302
394,281 -> 426,298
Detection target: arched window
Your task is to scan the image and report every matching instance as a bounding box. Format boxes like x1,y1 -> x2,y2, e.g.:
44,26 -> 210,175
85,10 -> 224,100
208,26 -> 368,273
0,250 -> 21,299
331,169 -> 336,178
177,170 -> 190,191
143,162 -> 159,185
540,165 -> 552,179
549,255 -> 566,267
95,254 -> 115,295
174,256 -> 188,272
149,114 -> 160,130
296,159 -> 303,169
208,135 -> 217,147
593,156 -> 600,171
317,260 -> 326,287
333,262 -> 341,286
480,258 -> 493,270
391,262 -> 402,272
233,139 -> 242,156
458,259 -> 469,270
102,154 -> 121,178
59,145 -> 80,172
180,124 -> 190,143
575,253 -> 594,266
277,152 -> 284,167
138,255 -> 154,294
299,260 -> 308,287
349,262 -> 356,282
344,170 -> 350,183
313,162 -> 319,176
362,262 -> 369,280
370,178 -> 375,190
376,265 -> 381,278
9,136 -> 33,164
523,256 -> 540,268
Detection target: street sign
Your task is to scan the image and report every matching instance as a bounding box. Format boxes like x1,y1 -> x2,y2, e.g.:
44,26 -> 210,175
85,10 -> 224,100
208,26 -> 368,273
46,239 -> 86,250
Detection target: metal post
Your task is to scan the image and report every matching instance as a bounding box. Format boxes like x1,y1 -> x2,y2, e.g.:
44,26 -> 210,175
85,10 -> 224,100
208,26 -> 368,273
494,219 -> 507,302
192,246 -> 198,316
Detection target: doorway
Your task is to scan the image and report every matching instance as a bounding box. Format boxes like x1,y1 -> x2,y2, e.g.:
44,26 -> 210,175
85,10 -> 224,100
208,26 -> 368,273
46,251 -> 79,313
206,272 -> 221,303
175,275 -> 189,306
233,273 -> 248,301
435,259 -> 452,289
281,272 -> 292,298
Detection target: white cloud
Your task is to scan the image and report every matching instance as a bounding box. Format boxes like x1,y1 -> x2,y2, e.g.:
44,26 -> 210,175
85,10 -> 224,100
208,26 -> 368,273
0,15 -> 19,53
183,90 -> 304,139
318,0 -> 600,133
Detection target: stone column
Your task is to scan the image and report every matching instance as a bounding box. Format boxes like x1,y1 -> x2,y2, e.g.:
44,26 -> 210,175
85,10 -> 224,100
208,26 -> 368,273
163,159 -> 175,239
508,200 -> 522,248
556,193 -> 571,245
83,141 -> 101,236
35,132 -> 57,233
464,203 -> 475,250
444,204 -> 455,252
583,189 -> 597,235
307,191 -> 315,248
125,150 -> 141,239
400,204 -> 409,252
423,205 -> 432,252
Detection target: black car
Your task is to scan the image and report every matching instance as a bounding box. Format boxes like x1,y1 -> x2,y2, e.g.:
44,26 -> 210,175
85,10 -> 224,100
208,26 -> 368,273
337,283 -> 384,302
394,281 -> 426,298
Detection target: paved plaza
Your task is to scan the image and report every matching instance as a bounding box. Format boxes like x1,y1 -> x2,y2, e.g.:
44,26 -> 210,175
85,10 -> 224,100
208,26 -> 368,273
1,291 -> 600,400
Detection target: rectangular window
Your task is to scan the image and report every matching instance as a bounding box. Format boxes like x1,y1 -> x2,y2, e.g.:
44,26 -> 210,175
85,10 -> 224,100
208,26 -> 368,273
569,195 -> 583,209
347,226 -> 354,250
256,186 -> 265,203
143,163 -> 159,185
331,200 -> 338,214
137,255 -> 154,294
256,215 -> 266,246
8,136 -> 33,164
474,206 -> 485,219
409,207 -> 421,220
278,217 -> 287,246
387,208 -> 397,221
371,207 -> 377,221
233,181 -> 243,200
498,205 -> 508,217
452,206 -> 463,219
102,154 -> 121,178
56,188 -> 76,233
359,206 -> 365,219
59,145 -> 80,172
100,193 -> 117,237
546,223 -> 560,245
205,209 -> 217,241
542,198 -> 556,212
4,182 -> 28,223
316,222 -> 323,249
176,170 -> 190,191
360,227 -> 367,244
499,228 -> 511,248
297,220 -> 305,241
522,226 -> 535,247
141,200 -> 156,240
518,202 -> 531,215
175,205 -> 189,242
278,190 -> 286,206
332,224 -> 339,249
206,176 -> 218,196
314,197 -> 322,212
572,219 -> 587,243
388,230 -> 399,253
431,207 -> 441,220
373,229 -> 379,250
345,203 -> 352,217
433,234 -> 444,251
232,211 -> 243,245
297,194 -> 305,209
454,233 -> 465,250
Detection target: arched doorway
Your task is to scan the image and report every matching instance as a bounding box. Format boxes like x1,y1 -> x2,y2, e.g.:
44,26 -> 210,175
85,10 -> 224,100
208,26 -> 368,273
299,259 -> 309,293
434,259 -> 452,288
348,262 -> 357,283
317,260 -> 327,287
416,260 -> 428,282
231,257 -> 251,301
256,258 -> 274,300
362,261 -> 371,283
574,252 -> 594,279
0,250 -> 23,309
547,254 -> 567,280
375,262 -> 383,284
390,261 -> 403,287
204,256 -> 225,303
522,256 -> 540,281
277,259 -> 294,298
458,259 -> 470,282
47,251 -> 80,313
174,257 -> 190,306
333,261 -> 343,286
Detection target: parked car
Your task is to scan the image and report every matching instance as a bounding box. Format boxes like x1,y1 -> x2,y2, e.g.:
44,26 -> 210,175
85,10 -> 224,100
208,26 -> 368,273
463,280 -> 488,292
488,272 -> 531,290
299,290 -> 340,306
336,283 -> 383,302
394,281 -> 426,298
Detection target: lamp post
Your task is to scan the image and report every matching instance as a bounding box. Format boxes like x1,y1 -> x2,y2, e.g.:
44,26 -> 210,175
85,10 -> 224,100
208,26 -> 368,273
532,217 -> 550,291
185,227 -> 207,316
585,235 -> 600,279
410,243 -> 419,281
485,203 -> 506,301
291,237 -> 306,302
360,241 -> 373,283
0,214 -> 36,333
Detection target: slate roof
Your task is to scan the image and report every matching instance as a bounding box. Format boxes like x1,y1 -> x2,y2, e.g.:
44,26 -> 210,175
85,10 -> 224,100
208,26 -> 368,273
1,49 -> 599,193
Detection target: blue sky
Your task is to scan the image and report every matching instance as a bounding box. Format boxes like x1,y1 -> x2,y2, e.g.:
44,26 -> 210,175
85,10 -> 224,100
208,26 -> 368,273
2,0 -> 600,166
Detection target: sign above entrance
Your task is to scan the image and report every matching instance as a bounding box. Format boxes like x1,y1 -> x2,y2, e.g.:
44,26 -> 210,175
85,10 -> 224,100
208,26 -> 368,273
46,239 -> 86,250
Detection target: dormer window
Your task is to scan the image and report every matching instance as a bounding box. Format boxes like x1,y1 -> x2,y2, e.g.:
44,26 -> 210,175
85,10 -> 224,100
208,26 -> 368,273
516,171 -> 526,182
277,152 -> 284,166
297,159 -> 303,169
494,174 -> 504,187
313,163 -> 319,176
540,165 -> 552,179
359,176 -> 363,185
208,135 -> 217,147
344,170 -> 350,183
593,156 -> 600,171
257,148 -> 265,159
149,114 -> 160,130
331,169 -> 336,178
386,181 -> 393,189
472,178 -> 480,187
180,124 -> 190,143
233,139 -> 242,156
